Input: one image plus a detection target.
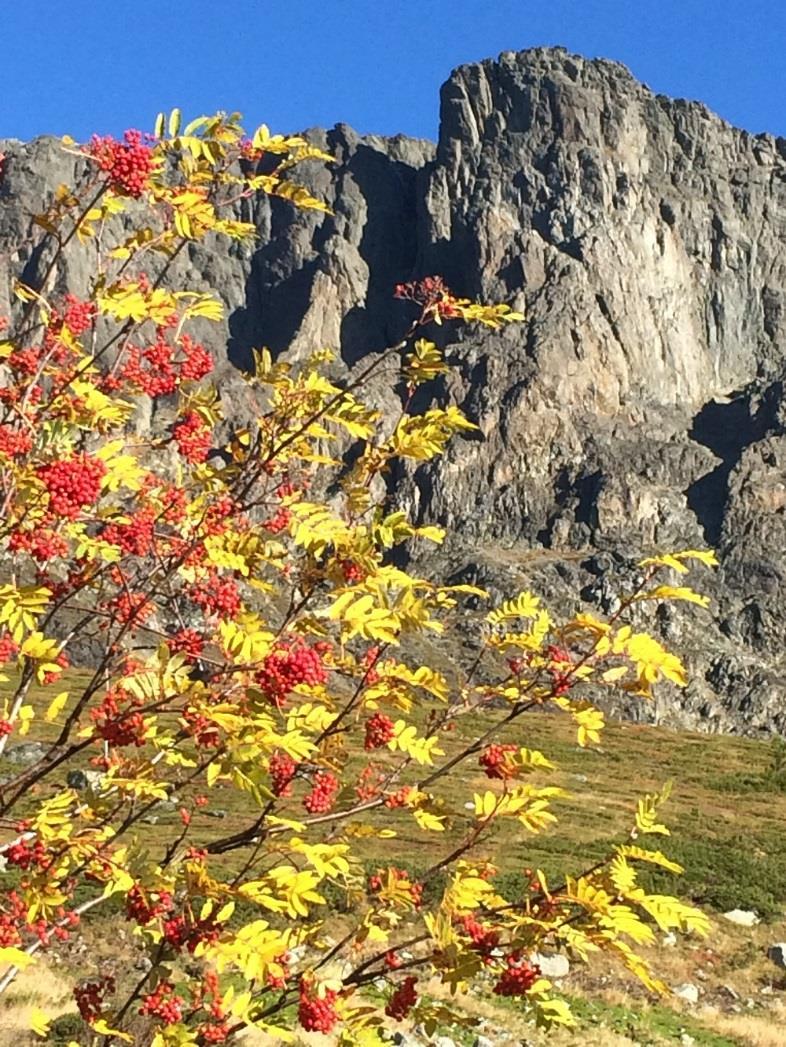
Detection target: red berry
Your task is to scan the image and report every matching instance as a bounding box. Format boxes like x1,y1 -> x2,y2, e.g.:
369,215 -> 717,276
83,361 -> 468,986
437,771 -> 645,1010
479,743 -> 517,780
173,411 -> 212,463
89,129 -> 154,197
298,979 -> 339,1034
37,454 -> 106,519
493,953 -> 541,996
385,975 -> 418,1020
269,752 -> 298,797
303,771 -> 338,814
364,712 -> 395,750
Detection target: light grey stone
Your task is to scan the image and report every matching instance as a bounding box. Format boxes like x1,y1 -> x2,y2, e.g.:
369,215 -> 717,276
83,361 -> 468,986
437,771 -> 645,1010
723,909 -> 760,927
66,769 -> 105,791
674,983 -> 700,1005
4,742 -> 46,766
532,951 -> 570,979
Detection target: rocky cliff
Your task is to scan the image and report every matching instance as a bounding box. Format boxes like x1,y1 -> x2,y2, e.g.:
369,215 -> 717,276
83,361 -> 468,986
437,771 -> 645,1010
3,47 -> 786,734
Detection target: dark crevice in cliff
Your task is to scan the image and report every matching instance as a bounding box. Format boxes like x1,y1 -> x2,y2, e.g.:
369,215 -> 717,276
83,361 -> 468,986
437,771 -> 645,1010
686,384 -> 784,545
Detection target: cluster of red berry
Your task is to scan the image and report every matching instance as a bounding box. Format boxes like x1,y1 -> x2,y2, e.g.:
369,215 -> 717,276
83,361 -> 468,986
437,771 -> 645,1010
200,1021 -> 230,1043
37,453 -> 106,519
7,345 -> 43,376
108,590 -> 154,628
126,885 -> 174,925
57,293 -> 96,337
163,910 -> 222,954
8,527 -> 69,563
265,951 -> 291,991
298,980 -> 339,1034
493,953 -> 541,996
91,688 -> 147,747
385,975 -> 418,1020
173,411 -> 213,463
74,974 -> 115,1022
183,708 -> 222,749
127,884 -> 222,955
0,891 -> 29,947
257,639 -> 328,708
5,836 -> 50,871
190,573 -> 241,621
355,764 -> 386,801
168,628 -> 205,660
89,129 -> 154,197
269,751 -> 298,796
340,559 -> 365,583
139,980 -> 184,1024
364,711 -> 395,750
384,785 -> 413,809
303,770 -> 339,813
546,644 -> 574,696
0,425 -> 33,458
0,633 -> 19,665
40,649 -> 69,687
194,971 -> 229,1042
361,645 -> 382,684
461,913 -> 500,960
393,275 -> 462,320
121,330 -> 213,398
263,506 -> 292,534
102,506 -> 156,556
479,743 -> 518,780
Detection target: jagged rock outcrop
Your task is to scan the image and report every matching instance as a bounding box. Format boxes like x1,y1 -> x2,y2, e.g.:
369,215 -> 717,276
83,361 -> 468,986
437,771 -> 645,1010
3,47 -> 786,734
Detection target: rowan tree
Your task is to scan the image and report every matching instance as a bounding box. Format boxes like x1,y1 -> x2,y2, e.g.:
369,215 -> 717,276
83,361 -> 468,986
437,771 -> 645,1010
0,109 -> 716,1045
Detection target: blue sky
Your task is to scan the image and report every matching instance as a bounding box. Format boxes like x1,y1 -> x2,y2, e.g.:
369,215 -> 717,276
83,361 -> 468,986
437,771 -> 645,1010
2,0 -> 785,143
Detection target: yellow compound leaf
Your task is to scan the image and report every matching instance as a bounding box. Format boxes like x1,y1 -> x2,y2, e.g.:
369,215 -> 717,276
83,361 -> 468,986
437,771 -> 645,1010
0,946 -> 35,970
413,808 -> 447,832
636,585 -> 710,608
487,590 -> 541,624
92,1020 -> 133,1042
29,1008 -> 50,1038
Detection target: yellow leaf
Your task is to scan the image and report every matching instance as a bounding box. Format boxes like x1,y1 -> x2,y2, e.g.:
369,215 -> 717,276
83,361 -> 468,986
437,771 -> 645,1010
45,691 -> 69,723
601,666 -> 629,683
0,946 -> 35,969
413,808 -> 447,832
637,585 -> 710,608
92,1019 -> 133,1041
29,1008 -> 49,1038
17,705 -> 35,737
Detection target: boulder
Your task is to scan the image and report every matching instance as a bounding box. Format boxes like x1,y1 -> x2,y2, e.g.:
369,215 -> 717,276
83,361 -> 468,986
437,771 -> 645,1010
723,909 -> 760,927
4,742 -> 46,766
674,983 -> 700,1005
66,769 -> 105,791
531,951 -> 570,979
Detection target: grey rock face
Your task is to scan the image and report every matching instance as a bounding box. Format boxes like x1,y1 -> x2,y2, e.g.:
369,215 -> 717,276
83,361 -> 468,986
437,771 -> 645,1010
4,46 -> 786,732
